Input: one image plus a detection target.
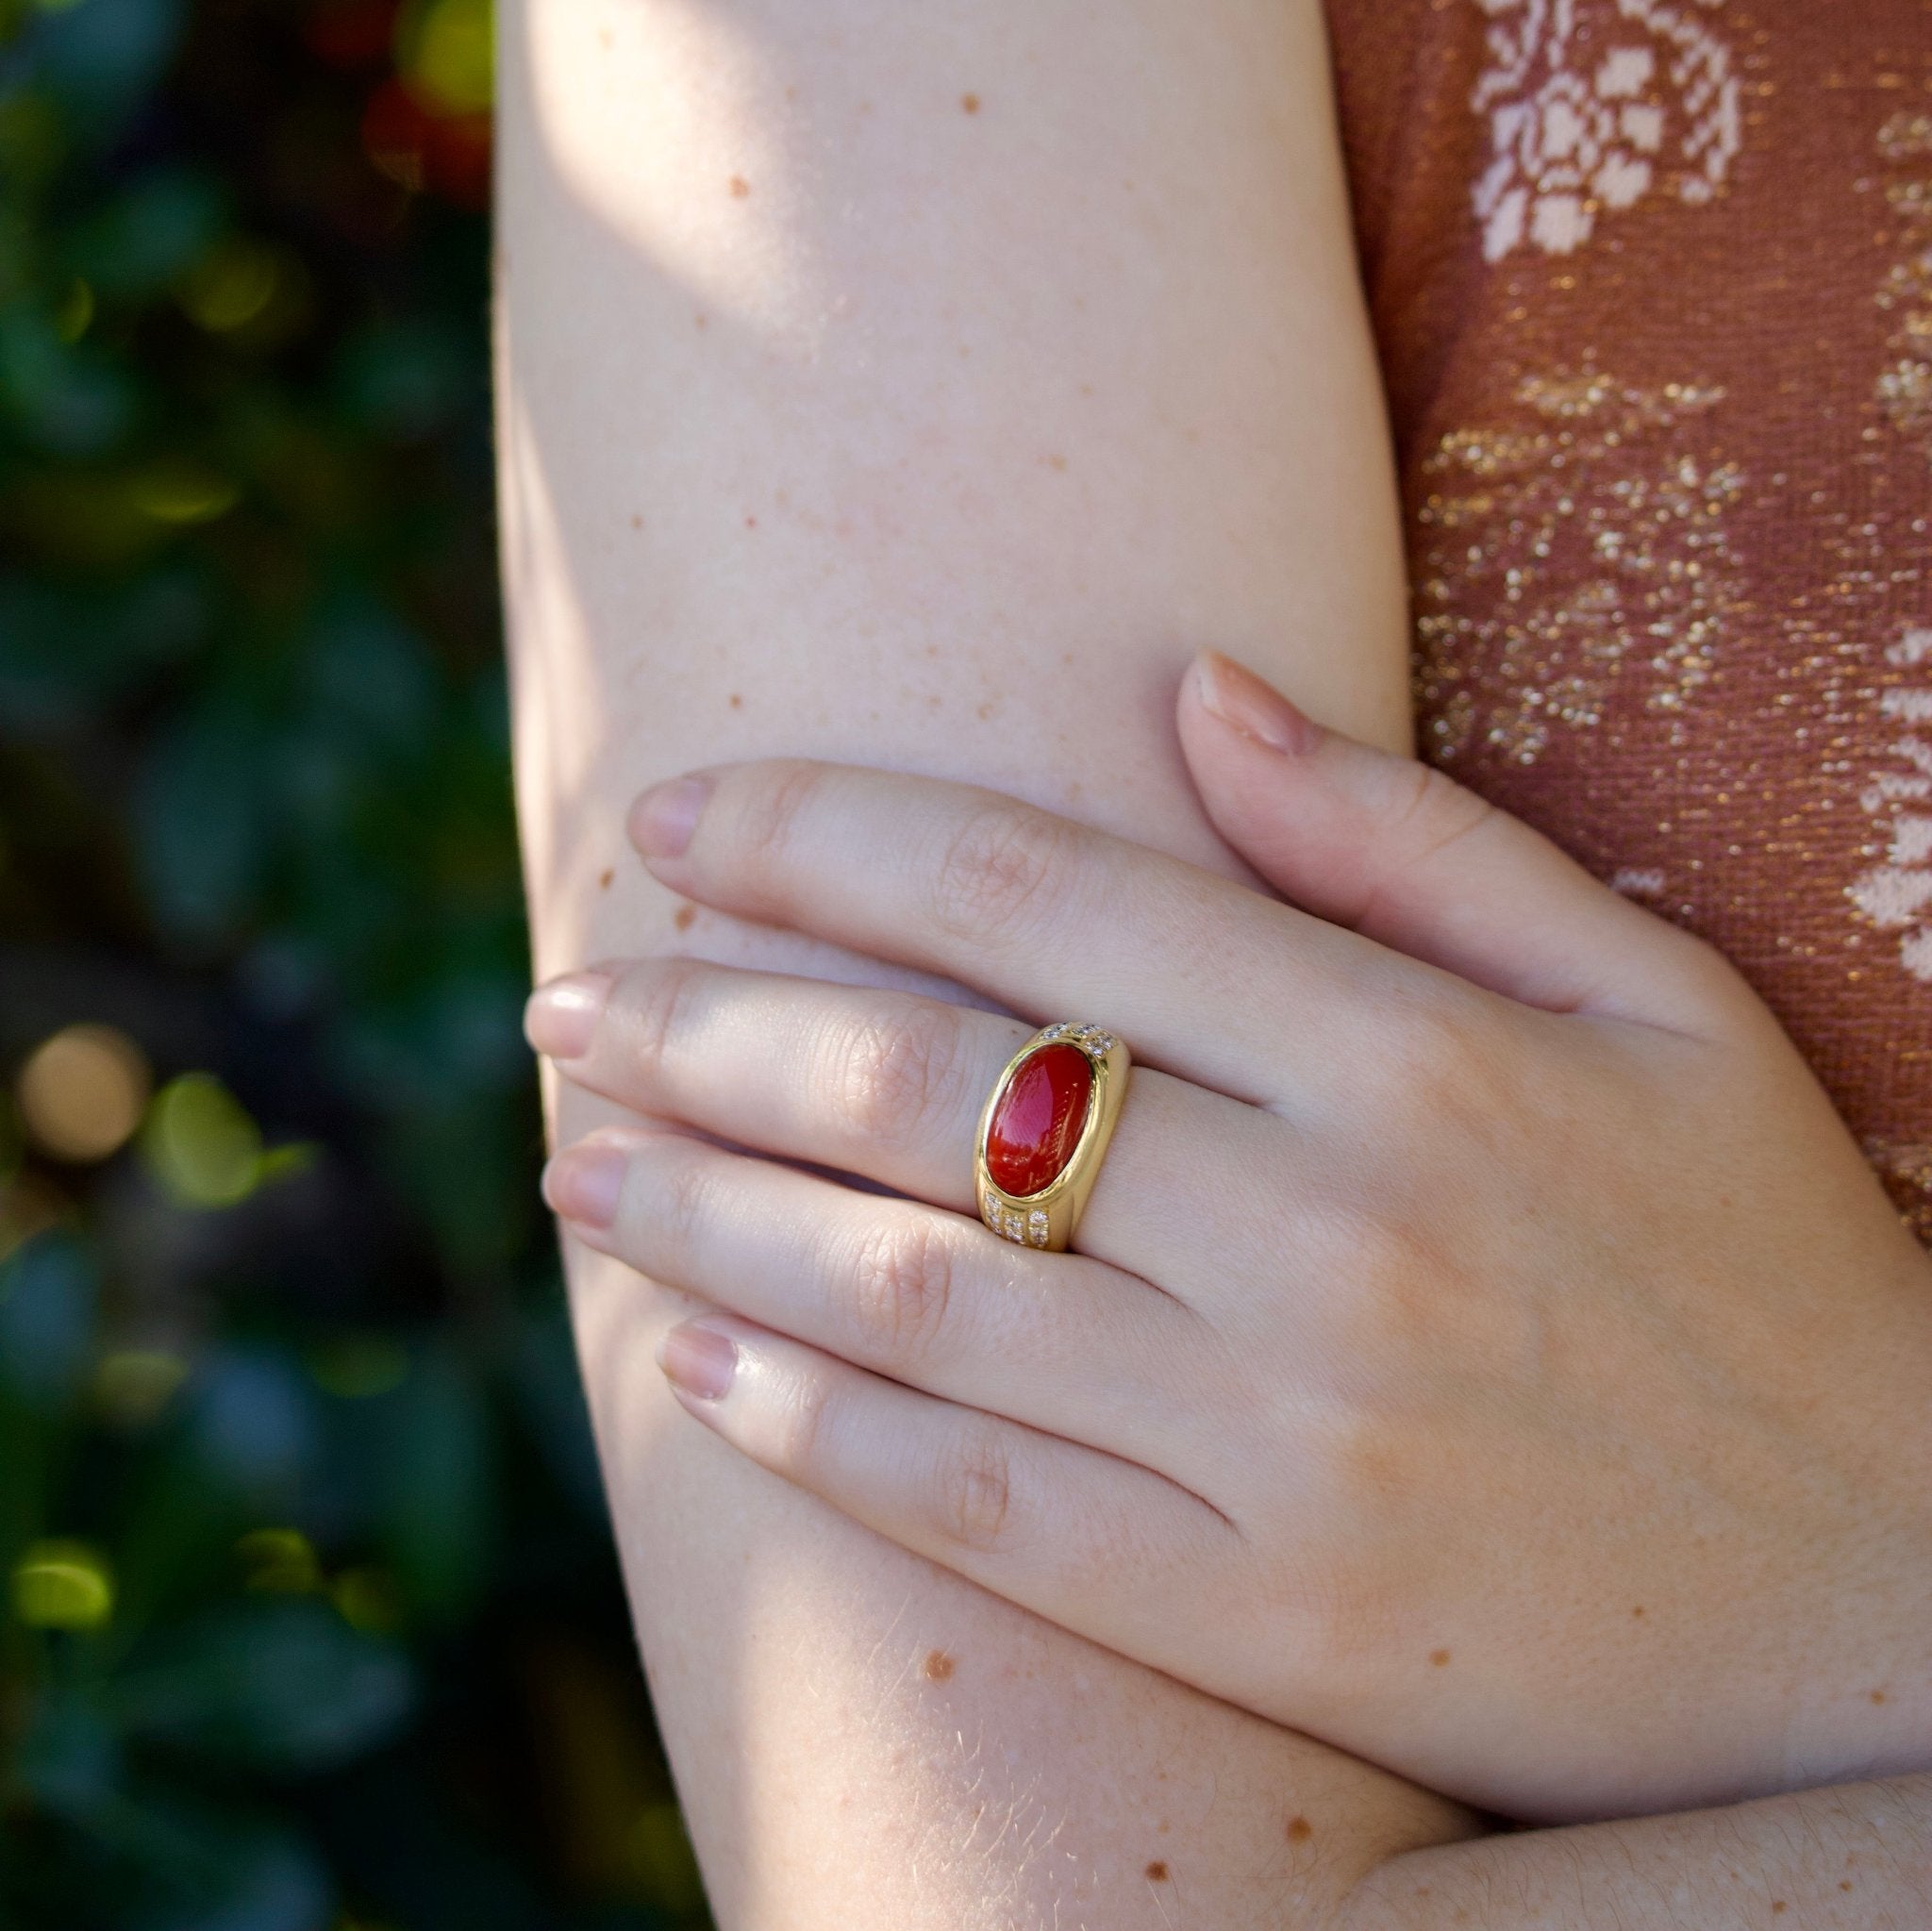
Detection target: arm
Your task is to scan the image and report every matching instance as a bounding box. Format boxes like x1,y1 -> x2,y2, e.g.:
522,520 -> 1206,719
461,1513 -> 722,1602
1349,1774 -> 1932,1929
496,1 -> 1471,1923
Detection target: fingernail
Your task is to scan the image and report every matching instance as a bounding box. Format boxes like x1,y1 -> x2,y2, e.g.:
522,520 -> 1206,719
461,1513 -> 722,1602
629,774 -> 712,861
542,1139 -> 627,1229
1192,651 -> 1324,756
658,1322 -> 738,1402
525,970 -> 611,1059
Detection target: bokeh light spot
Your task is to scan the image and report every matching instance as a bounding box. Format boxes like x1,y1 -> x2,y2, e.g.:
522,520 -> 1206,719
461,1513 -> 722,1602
332,1567 -> 401,1634
94,1348 -> 191,1427
140,1072 -> 263,1208
53,278 -> 93,342
627,1803 -> 706,1913
178,241 -> 281,332
238,1527 -> 322,1593
131,460 -> 240,524
398,0 -> 494,115
309,1333 -> 410,1399
16,1024 -> 152,1164
12,1540 -> 113,1630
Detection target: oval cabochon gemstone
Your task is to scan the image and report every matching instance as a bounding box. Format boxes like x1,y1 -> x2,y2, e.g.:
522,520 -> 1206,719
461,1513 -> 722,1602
986,1043 -> 1093,1197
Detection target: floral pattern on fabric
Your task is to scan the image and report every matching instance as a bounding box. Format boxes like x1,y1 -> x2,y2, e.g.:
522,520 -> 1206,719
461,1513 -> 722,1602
1471,0 -> 1742,261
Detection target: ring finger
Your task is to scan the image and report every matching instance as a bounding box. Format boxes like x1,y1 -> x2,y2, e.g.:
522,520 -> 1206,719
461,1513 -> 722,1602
525,956 -> 1290,1293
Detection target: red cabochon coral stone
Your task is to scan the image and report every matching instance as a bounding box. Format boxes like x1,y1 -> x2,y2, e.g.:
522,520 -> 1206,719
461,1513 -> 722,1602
986,1043 -> 1092,1197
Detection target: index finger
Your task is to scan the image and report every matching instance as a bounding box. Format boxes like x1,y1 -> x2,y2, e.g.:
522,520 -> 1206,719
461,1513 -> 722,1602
628,758 -> 1390,1105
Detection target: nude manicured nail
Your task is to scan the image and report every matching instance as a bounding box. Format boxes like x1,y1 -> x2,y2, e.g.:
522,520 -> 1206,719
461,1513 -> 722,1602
542,1139 -> 626,1230
658,1322 -> 738,1402
525,971 -> 611,1058
1193,650 -> 1324,756
629,774 -> 712,861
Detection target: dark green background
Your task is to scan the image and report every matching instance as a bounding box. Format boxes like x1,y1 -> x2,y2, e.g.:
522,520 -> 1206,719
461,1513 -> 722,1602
0,2 -> 706,1923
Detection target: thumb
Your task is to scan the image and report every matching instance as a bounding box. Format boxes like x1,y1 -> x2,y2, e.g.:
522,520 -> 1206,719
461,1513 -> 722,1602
1177,650 -> 1722,1024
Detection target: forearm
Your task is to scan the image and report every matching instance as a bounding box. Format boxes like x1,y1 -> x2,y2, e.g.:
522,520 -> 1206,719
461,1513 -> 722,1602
1349,1775 -> 1932,1930
498,0 -> 1467,1923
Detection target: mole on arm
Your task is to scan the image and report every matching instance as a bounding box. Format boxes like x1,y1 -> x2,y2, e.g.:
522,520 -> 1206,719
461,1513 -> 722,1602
728,175 -> 751,199
961,92 -> 981,114
921,1649 -> 955,1683
728,692 -> 743,709
598,867 -> 615,890
673,904 -> 696,932
1144,1861 -> 1169,1883
1286,1816 -> 1313,1844
1429,1649 -> 1451,1668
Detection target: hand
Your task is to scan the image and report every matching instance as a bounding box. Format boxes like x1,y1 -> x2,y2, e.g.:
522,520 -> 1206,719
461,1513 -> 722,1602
526,649 -> 1932,1823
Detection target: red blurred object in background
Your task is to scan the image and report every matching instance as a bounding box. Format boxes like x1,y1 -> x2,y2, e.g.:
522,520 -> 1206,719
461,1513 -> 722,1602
306,0 -> 401,68
360,77 -> 491,210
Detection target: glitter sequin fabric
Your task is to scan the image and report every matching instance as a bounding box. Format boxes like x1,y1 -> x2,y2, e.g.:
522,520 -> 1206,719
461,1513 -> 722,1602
1324,0 -> 1932,1234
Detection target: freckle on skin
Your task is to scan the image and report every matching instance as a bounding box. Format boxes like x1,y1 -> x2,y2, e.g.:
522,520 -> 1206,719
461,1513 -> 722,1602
1429,1649 -> 1451,1667
961,92 -> 981,113
1144,1862 -> 1168,1883
693,312 -> 708,331
1045,454 -> 1068,472
729,175 -> 751,198
1772,1903 -> 1787,1916
1840,1880 -> 1855,1891
1287,1816 -> 1313,1844
1870,1688 -> 1887,1704
922,1649 -> 955,1682
729,693 -> 743,709
744,514 -> 758,529
598,868 -> 614,890
629,512 -> 642,529
673,904 -> 696,932
1632,1605 -> 1645,1618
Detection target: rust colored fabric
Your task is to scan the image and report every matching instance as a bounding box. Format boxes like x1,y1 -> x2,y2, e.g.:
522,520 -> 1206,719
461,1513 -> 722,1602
1323,0 -> 1932,1234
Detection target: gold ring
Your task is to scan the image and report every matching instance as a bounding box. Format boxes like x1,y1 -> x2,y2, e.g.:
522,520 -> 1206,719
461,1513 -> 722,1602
974,1023 -> 1132,1252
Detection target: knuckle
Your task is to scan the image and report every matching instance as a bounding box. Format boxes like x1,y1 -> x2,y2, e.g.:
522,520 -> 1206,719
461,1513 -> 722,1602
623,955 -> 709,1074
649,1145 -> 717,1262
775,1365 -> 834,1473
929,802 -> 1075,946
736,760 -> 833,897
830,1001 -> 970,1147
848,1216 -> 955,1361
930,1423 -> 1017,1555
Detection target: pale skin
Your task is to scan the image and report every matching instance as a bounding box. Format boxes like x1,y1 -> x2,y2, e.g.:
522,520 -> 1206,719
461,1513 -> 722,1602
498,1 -> 1932,1923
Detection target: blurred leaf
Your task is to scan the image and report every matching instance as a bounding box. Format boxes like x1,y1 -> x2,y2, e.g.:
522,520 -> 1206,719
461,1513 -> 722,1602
112,1597 -> 415,1773
335,317 -> 470,441
133,698 -> 272,943
0,305 -> 135,454
179,1345 -> 319,1505
0,566 -> 207,729
12,1535 -> 116,1627
375,1342 -> 491,1623
12,1684 -> 125,1822
0,1230 -> 98,1410
66,166 -> 223,299
23,0 -> 188,159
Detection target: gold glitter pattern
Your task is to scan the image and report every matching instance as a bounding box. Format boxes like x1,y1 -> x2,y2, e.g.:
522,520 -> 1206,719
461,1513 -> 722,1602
1414,373 -> 1743,765
1325,0 -> 1932,1240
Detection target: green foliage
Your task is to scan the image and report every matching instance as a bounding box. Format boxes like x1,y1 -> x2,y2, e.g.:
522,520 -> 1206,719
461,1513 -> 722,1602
0,3 -> 707,1924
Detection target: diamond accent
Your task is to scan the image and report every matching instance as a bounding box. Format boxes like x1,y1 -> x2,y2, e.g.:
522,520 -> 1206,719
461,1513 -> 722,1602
1026,1210 -> 1050,1246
